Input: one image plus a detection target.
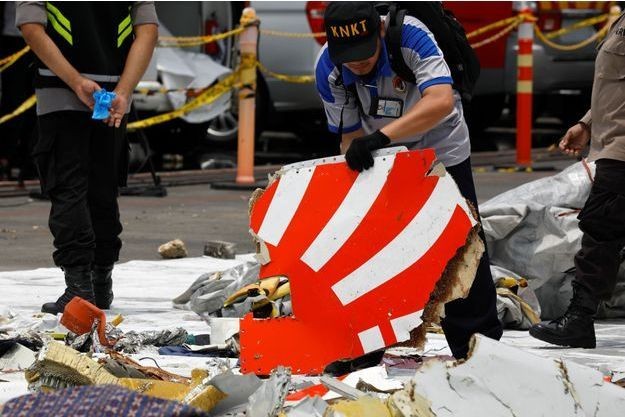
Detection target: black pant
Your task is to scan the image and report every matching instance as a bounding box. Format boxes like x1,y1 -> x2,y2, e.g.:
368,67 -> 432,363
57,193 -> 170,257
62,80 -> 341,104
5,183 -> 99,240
441,157 -> 503,358
574,159 -> 625,300
35,111 -> 129,267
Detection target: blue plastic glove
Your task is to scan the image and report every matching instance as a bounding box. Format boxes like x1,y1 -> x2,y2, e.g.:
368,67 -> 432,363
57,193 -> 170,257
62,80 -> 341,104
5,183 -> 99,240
91,89 -> 116,120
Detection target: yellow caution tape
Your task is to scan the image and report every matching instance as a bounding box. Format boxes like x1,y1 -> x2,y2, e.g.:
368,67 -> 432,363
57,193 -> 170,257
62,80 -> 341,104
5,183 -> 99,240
239,53 -> 257,86
128,51 -> 263,130
257,61 -> 315,84
466,16 -> 523,39
127,71 -> 241,131
466,11 -> 611,50
471,18 -> 523,49
0,46 -> 31,72
534,21 -> 609,51
542,13 -> 608,39
158,27 -> 245,48
259,29 -> 325,38
0,94 -> 36,125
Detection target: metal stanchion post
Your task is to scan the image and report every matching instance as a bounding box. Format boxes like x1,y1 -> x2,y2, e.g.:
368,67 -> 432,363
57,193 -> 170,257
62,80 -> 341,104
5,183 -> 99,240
212,7 -> 267,190
236,8 -> 258,185
516,10 -> 534,167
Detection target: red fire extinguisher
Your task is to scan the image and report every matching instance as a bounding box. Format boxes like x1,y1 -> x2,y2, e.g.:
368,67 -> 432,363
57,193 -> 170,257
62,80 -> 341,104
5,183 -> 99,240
204,13 -> 221,56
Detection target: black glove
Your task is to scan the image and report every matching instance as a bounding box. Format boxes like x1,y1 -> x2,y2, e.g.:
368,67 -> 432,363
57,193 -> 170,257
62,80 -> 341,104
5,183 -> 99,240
345,130 -> 391,172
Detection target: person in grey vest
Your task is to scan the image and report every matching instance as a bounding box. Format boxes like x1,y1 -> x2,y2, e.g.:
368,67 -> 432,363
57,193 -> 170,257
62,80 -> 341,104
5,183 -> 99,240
530,11 -> 625,348
17,2 -> 158,314
315,2 -> 502,361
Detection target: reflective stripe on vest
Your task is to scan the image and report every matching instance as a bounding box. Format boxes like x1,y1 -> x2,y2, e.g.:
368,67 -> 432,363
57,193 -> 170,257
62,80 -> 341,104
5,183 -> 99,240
118,14 -> 132,47
46,2 -> 72,45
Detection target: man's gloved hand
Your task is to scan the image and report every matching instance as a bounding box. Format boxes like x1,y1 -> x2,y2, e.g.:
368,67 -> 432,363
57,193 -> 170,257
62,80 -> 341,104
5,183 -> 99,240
344,130 -> 391,172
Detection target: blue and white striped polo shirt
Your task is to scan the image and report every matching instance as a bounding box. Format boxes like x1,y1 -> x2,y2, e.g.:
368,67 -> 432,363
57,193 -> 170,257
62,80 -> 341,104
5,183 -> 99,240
315,15 -> 470,167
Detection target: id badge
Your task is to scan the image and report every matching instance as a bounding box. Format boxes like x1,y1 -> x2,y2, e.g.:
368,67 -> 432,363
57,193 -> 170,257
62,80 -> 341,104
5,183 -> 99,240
375,98 -> 403,118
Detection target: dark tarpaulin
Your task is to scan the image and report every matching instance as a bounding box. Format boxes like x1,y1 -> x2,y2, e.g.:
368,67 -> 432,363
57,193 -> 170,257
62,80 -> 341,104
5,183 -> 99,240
1,384 -> 210,417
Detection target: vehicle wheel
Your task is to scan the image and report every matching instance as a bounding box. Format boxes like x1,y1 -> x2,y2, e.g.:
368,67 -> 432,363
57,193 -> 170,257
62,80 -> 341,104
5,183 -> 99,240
204,69 -> 270,144
206,110 -> 238,143
128,141 -> 148,172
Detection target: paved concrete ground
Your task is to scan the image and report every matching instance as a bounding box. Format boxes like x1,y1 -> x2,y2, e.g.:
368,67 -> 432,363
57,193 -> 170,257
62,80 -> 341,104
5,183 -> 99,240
0,158 -> 573,271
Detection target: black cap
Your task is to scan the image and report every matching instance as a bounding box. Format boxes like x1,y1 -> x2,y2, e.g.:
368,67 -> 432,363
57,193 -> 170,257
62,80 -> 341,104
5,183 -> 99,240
324,2 -> 380,65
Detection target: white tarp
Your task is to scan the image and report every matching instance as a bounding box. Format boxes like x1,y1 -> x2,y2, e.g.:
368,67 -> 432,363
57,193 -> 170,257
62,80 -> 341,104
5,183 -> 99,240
1,255 -> 624,406
134,22 -> 232,123
481,161 -> 625,320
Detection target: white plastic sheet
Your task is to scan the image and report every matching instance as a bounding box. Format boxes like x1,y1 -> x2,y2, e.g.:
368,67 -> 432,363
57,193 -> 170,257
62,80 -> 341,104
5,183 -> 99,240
481,161 -> 625,320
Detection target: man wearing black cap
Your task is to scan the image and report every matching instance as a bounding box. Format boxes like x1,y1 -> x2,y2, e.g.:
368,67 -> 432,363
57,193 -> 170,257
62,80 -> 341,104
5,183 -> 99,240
315,1 -> 502,361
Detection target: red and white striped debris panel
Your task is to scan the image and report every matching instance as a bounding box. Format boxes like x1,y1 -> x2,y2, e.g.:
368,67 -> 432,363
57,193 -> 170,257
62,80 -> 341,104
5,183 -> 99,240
242,147 -> 482,375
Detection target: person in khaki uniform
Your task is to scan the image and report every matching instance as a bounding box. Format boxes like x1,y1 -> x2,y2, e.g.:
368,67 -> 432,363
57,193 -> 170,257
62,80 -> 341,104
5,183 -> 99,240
530,11 -> 625,348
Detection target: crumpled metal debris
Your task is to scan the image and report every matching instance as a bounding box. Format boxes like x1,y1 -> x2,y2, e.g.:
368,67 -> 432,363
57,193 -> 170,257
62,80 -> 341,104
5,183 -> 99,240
159,239 -> 189,259
181,371 -> 227,412
24,341 -> 226,412
0,308 -> 58,334
66,325 -> 189,355
25,342 -> 118,391
102,351 -> 190,383
320,375 -> 366,400
334,366 -> 403,399
66,318 -> 107,353
284,365 -> 403,402
205,370 -> 263,416
243,149 -> 485,375
387,333 -> 625,416
0,331 -> 45,353
117,377 -> 226,411
99,356 -> 146,379
0,343 -> 36,371
491,265 -> 541,329
326,396 -> 392,417
246,366 -> 291,417
285,396 -> 328,417
222,276 -> 291,318
113,328 -> 189,353
172,262 -> 260,316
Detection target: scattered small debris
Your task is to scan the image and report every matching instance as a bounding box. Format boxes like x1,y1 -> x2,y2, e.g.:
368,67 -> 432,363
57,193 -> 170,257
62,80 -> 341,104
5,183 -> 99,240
246,366 -> 291,417
0,343 -> 36,371
204,240 -> 237,259
158,239 -> 188,259
326,396 -> 392,417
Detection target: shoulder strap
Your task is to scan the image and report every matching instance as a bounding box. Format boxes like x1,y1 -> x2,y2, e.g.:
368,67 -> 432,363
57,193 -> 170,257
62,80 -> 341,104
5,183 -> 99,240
334,66 -> 362,137
385,4 -> 416,84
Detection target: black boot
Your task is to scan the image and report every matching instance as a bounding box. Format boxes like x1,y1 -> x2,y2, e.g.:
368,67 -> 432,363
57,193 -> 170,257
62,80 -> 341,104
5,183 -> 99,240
41,264 -> 95,315
92,264 -> 114,309
529,283 -> 599,348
